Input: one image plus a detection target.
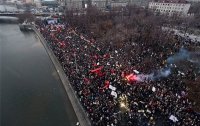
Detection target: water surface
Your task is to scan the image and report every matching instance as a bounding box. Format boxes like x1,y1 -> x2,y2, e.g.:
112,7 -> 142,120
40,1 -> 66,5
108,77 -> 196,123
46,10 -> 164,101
0,22 -> 78,126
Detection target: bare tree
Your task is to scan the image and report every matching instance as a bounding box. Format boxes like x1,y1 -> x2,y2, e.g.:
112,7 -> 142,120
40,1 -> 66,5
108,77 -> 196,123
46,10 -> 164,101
188,2 -> 200,16
17,12 -> 35,23
181,16 -> 196,36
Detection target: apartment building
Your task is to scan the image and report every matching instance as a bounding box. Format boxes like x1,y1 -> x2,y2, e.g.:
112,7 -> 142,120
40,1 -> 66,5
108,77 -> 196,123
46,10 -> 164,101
186,0 -> 200,2
58,0 -> 153,10
129,0 -> 152,7
149,0 -> 191,16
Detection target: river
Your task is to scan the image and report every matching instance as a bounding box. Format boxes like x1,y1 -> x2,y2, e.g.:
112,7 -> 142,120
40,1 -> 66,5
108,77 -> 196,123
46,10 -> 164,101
0,18 -> 78,126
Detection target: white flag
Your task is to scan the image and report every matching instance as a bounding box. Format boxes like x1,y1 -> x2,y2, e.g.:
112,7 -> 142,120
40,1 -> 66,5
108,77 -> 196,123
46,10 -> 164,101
169,115 -> 178,122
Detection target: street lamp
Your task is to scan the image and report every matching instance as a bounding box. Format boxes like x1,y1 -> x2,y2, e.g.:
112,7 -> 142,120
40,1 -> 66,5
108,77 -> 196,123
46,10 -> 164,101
74,52 -> 78,73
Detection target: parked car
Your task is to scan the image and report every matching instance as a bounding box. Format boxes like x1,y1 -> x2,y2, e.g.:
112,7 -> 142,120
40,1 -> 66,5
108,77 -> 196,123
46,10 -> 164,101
0,10 -> 5,13
14,10 -> 20,13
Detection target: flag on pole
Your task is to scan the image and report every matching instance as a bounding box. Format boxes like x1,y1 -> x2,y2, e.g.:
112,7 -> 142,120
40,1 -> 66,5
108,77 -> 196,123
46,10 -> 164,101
90,67 -> 102,73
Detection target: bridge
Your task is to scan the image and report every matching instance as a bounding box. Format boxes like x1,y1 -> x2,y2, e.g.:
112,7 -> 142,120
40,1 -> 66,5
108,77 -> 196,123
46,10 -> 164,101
0,12 -> 57,17
0,4 -> 58,17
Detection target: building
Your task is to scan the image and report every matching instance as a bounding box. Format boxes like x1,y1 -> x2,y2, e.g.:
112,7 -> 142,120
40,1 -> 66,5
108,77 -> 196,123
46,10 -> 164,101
91,0 -> 109,8
129,0 -> 152,7
59,0 -> 88,9
41,0 -> 58,7
34,0 -> 41,7
58,0 -> 65,6
149,0 -> 191,16
110,1 -> 128,8
23,0 -> 30,3
66,0 -> 83,9
186,0 -> 200,2
59,0 -> 153,10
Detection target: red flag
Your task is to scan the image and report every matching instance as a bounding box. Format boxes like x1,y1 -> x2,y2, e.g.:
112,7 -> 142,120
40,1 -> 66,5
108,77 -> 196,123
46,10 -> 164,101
61,41 -> 65,46
97,71 -> 106,76
93,62 -> 97,67
105,80 -> 109,85
99,80 -> 110,90
84,78 -> 90,84
83,89 -> 88,94
94,55 -> 98,59
71,52 -> 75,56
111,69 -> 114,73
90,66 -> 102,73
84,78 -> 88,82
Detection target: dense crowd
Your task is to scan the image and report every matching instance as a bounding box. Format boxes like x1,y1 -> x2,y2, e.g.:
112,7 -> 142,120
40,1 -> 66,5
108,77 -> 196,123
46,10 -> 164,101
37,21 -> 200,126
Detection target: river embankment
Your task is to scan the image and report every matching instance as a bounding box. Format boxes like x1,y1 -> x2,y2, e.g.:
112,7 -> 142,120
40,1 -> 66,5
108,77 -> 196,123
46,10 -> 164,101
32,26 -> 91,126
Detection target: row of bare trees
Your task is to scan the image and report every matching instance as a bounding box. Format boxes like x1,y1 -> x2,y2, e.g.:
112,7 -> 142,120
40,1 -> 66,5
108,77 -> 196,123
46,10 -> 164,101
64,6 -> 174,50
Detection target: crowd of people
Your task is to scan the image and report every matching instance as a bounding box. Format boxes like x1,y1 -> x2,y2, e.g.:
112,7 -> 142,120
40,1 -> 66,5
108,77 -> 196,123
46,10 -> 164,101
37,20 -> 200,126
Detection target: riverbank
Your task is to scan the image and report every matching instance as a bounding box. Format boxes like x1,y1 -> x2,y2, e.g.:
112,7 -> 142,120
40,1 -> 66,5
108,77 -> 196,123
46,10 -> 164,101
32,26 -> 91,126
1,23 -> 79,126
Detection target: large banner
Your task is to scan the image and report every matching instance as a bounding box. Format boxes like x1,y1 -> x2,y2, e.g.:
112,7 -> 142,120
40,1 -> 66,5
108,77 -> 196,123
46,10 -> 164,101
47,19 -> 58,24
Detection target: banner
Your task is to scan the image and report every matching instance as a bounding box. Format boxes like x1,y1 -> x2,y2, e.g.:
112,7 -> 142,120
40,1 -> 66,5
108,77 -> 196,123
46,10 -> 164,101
47,19 -> 57,24
169,115 -> 178,122
111,91 -> 117,98
109,85 -> 116,91
133,70 -> 139,74
90,66 -> 102,73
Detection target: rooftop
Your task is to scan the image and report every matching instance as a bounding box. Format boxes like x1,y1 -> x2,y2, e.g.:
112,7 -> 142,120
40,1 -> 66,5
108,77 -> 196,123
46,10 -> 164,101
152,0 -> 189,3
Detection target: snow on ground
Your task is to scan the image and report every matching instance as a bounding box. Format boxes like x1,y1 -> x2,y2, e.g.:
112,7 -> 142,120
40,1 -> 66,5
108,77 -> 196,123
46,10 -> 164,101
162,27 -> 200,42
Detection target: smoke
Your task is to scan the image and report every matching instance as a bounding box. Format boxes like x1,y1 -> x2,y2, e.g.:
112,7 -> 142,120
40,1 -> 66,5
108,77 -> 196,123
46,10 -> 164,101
166,46 -> 200,65
148,68 -> 171,80
129,68 -> 171,82
188,52 -> 200,64
129,47 -> 200,82
166,46 -> 189,65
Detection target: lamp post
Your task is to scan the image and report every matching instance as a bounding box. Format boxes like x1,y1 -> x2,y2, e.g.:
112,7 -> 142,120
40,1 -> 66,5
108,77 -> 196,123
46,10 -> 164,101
74,52 -> 78,73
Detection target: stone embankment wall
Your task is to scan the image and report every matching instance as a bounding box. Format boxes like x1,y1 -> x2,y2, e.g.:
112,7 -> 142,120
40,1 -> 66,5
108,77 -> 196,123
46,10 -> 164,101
32,26 -> 91,126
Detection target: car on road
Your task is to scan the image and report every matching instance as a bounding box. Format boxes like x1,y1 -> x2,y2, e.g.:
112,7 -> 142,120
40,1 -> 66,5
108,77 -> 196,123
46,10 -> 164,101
0,10 -> 5,13
18,9 -> 25,13
14,10 -> 20,13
